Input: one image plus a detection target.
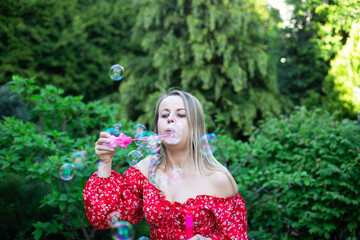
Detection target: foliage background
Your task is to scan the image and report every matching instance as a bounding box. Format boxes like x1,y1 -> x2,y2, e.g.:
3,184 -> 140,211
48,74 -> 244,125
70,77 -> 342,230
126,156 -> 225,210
1,0 -> 360,239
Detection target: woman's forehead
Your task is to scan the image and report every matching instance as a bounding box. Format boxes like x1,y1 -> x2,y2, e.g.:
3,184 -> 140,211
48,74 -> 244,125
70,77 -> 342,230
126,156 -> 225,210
159,95 -> 185,110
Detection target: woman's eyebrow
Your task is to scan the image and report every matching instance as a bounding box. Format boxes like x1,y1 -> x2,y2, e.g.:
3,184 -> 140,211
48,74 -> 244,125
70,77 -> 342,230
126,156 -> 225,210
160,108 -> 185,112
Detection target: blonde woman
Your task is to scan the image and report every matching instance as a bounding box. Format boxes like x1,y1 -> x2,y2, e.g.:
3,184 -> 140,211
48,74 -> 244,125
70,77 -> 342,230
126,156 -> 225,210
83,90 -> 248,240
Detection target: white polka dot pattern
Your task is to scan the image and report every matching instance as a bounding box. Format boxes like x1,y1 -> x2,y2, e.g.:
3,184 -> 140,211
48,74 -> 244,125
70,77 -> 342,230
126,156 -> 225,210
83,167 -> 248,239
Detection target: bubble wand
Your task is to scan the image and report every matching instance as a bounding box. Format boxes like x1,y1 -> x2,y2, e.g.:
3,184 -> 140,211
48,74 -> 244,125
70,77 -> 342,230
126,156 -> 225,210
185,211 -> 194,239
105,132 -> 174,149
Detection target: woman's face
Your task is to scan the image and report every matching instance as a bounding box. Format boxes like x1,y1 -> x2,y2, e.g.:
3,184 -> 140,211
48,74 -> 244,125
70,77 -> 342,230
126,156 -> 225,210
157,95 -> 189,147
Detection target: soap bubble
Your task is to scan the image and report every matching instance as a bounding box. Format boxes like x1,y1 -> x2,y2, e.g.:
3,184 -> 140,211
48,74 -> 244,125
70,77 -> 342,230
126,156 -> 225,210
149,173 -> 157,186
170,168 -> 185,184
105,123 -> 122,136
96,161 -> 107,172
133,124 -> 146,137
200,133 -> 219,155
112,221 -> 134,240
72,151 -> 87,169
127,150 -> 143,166
134,131 -> 154,146
109,64 -> 125,81
107,211 -> 122,228
110,123 -> 123,135
135,131 -> 161,154
149,153 -> 161,166
59,163 -> 75,181
158,174 -> 169,189
145,134 -> 161,153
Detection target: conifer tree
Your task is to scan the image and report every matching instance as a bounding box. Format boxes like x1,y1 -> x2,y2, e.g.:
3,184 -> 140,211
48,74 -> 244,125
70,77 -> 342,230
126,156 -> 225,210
0,0 -> 137,101
119,0 -> 283,137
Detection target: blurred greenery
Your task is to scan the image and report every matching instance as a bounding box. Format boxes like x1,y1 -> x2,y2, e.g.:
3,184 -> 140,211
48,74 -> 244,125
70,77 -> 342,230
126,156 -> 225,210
1,76 -> 359,239
0,0 -> 138,101
1,0 -> 360,239
322,21 -> 360,119
118,0 -> 286,138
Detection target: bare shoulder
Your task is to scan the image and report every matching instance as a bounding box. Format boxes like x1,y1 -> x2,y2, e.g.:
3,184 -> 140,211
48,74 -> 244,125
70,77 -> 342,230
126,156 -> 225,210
134,157 -> 152,176
208,169 -> 238,198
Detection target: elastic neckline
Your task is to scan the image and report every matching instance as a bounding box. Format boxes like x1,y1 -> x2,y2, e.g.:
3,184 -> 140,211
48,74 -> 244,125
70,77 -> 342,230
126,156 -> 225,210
128,166 -> 240,206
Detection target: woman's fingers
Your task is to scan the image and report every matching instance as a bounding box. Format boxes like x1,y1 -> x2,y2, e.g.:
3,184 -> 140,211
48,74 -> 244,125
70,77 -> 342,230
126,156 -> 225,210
95,144 -> 114,151
96,137 -> 111,145
99,131 -> 111,138
95,150 -> 114,155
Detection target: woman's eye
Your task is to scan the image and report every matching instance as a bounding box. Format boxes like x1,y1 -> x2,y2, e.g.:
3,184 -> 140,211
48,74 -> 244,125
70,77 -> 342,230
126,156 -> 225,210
161,114 -> 169,118
178,114 -> 186,118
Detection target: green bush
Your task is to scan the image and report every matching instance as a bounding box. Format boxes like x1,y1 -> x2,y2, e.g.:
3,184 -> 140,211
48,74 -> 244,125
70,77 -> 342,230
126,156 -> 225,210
2,76 -> 359,239
0,0 -> 138,101
216,107 -> 360,239
0,76 -> 149,239
0,85 -> 30,121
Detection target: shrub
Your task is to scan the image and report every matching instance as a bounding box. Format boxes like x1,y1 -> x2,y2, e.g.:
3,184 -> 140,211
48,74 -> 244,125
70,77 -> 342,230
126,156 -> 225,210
216,107 -> 360,239
0,76 -> 149,239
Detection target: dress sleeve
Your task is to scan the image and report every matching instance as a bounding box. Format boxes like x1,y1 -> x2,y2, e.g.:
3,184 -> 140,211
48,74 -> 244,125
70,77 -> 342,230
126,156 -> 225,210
83,168 -> 144,229
206,194 -> 248,240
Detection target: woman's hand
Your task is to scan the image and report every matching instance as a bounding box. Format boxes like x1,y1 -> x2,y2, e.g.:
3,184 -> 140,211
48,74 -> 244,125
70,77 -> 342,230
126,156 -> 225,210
188,235 -> 212,240
95,132 -> 116,164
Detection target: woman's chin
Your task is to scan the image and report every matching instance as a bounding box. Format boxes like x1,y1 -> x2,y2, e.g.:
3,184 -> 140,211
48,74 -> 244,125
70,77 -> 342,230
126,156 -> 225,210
163,138 -> 181,145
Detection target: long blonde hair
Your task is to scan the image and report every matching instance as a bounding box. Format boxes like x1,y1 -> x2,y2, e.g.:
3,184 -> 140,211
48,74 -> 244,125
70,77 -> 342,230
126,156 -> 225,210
151,90 -> 236,190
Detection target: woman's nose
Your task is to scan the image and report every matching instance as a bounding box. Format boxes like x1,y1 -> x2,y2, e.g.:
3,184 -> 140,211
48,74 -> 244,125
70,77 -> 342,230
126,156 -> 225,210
167,115 -> 175,123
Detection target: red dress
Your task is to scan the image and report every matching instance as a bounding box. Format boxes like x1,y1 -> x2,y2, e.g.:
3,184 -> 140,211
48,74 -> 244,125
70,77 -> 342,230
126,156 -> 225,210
83,167 -> 248,240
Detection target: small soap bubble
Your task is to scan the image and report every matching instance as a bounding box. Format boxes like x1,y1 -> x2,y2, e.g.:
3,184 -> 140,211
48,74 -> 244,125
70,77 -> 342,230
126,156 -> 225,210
149,153 -> 161,165
138,237 -> 150,240
145,154 -> 160,171
105,127 -> 120,137
133,124 -> 146,137
149,173 -> 158,186
107,211 -> 122,228
134,131 -> 152,146
170,168 -> 185,184
72,151 -> 87,169
136,146 -> 146,155
164,122 -> 184,144
145,134 -> 161,153
109,64 -> 125,81
111,123 -> 123,135
128,150 -> 143,166
112,221 -> 134,240
96,161 -> 106,171
158,174 -> 169,189
134,131 -> 160,154
59,163 -> 75,181
200,133 -> 219,155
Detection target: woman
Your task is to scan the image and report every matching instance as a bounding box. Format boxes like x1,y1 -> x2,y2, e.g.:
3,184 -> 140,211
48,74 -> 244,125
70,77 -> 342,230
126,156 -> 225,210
83,90 -> 248,240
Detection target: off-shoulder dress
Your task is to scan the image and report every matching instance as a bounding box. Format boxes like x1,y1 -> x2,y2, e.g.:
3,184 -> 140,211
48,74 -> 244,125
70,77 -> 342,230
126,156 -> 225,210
83,167 -> 248,240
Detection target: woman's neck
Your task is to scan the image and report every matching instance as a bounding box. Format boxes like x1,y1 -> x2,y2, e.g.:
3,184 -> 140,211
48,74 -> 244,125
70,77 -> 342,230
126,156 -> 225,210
164,149 -> 196,172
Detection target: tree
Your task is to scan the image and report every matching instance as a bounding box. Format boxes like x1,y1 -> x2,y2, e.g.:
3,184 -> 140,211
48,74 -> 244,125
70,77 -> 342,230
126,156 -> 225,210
322,21 -> 360,118
118,0 -> 285,138
278,0 -> 360,110
277,0 -> 329,106
0,0 -> 138,101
